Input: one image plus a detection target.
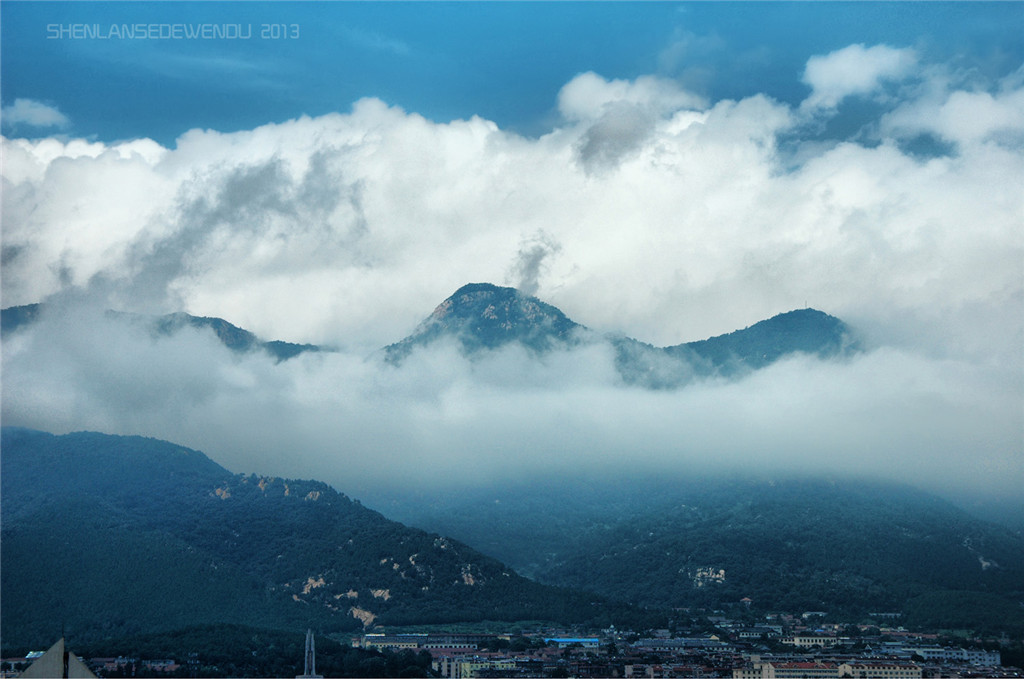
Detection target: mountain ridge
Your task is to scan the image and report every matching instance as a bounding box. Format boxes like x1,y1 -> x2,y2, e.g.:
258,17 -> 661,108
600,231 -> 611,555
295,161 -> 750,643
0,304 -> 320,363
377,474 -> 1024,632
384,283 -> 860,386
384,282 -> 587,362
2,285 -> 858,386
0,427 -> 654,649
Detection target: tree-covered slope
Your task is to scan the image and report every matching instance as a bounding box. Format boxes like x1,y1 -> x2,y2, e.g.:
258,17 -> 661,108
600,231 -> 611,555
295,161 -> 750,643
0,428 -> 649,649
674,308 -> 858,373
381,476 -> 1024,631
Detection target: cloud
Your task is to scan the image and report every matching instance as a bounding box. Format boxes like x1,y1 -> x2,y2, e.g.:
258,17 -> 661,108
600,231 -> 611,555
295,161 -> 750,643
2,304 -> 1019,507
2,47 -> 1022,511
507,231 -> 562,297
657,28 -> 728,78
573,102 -> 661,172
558,72 -> 707,123
880,68 -> 1024,148
1,98 -> 70,129
801,44 -> 918,110
2,65 -> 1018,351
556,71 -> 708,171
1,136 -> 174,310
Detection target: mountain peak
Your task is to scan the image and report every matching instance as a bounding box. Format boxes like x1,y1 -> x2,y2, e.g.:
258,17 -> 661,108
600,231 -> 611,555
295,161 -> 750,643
427,283 -> 522,323
385,283 -> 583,362
449,282 -> 509,297
671,307 -> 860,375
385,284 -> 861,381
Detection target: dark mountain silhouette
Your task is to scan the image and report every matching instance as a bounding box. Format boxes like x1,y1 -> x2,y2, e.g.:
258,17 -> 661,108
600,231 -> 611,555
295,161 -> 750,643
0,304 -> 319,362
384,283 -> 587,362
2,285 -> 858,383
385,283 -> 860,386
378,475 -> 1024,633
0,427 -> 649,649
0,302 -> 43,333
674,307 -> 858,371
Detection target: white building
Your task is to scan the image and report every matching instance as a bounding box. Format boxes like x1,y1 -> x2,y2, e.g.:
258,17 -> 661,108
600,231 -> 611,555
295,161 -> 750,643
907,646 -> 1000,665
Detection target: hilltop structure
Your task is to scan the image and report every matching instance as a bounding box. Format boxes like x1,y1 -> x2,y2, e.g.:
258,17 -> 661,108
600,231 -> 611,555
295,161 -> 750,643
296,629 -> 322,679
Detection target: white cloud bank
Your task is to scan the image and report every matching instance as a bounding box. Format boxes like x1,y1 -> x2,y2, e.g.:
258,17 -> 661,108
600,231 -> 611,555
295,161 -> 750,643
2,45 -> 1022,508
801,44 -> 918,110
1,98 -> 70,129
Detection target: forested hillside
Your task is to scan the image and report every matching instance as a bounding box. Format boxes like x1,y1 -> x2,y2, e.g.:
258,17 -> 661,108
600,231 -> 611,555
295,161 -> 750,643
0,428 -> 655,649
380,475 -> 1024,633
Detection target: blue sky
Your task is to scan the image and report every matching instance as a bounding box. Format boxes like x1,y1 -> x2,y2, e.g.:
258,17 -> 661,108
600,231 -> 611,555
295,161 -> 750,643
3,2 -> 1022,145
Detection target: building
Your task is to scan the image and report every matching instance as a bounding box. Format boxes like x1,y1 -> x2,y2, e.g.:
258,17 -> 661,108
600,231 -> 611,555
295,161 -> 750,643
356,632 -> 496,651
635,637 -> 728,651
734,661 -> 839,679
434,656 -> 518,678
907,646 -> 1000,665
359,633 -> 429,650
838,662 -> 922,678
784,635 -> 839,649
545,637 -> 600,649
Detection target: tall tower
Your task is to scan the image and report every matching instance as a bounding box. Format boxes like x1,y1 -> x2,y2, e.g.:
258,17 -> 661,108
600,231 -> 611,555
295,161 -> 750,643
296,629 -> 323,679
